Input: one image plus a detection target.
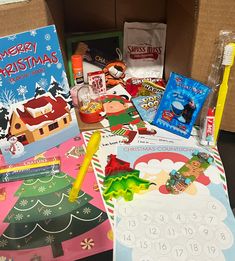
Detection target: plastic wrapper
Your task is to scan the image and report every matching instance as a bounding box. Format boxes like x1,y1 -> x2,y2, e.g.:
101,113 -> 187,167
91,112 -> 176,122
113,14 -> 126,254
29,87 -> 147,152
199,30 -> 235,146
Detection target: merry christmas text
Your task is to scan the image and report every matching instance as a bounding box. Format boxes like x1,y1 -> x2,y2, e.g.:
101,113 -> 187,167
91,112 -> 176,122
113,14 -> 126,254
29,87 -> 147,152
0,41 -> 59,77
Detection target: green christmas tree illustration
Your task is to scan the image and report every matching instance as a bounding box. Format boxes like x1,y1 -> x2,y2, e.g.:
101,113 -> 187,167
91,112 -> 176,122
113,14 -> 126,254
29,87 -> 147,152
0,172 -> 108,258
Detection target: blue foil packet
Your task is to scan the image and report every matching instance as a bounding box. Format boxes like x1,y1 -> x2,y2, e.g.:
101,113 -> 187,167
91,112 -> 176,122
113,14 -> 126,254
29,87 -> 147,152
152,72 -> 211,138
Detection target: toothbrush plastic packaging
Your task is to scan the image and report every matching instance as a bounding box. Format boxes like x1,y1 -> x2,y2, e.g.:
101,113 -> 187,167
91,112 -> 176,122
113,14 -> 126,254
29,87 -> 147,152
199,31 -> 235,146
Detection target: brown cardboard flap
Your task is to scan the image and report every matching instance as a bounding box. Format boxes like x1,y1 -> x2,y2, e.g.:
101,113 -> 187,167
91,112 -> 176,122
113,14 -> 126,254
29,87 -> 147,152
0,0 -> 54,37
191,0 -> 235,131
63,0 -> 116,33
165,0 -> 197,79
116,0 -> 166,29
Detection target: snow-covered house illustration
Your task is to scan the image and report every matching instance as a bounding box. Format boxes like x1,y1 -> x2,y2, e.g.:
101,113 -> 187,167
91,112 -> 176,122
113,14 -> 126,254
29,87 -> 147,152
9,92 -> 72,145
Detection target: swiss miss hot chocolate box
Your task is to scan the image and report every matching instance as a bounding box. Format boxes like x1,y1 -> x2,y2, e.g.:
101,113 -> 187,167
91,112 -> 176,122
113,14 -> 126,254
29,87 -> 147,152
0,25 -> 79,164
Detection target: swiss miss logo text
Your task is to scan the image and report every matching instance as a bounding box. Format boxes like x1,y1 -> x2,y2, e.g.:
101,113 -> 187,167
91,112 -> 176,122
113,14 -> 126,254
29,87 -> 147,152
128,45 -> 162,60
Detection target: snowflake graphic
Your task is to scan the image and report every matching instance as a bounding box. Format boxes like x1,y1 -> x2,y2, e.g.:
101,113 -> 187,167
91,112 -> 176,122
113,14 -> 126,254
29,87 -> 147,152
56,63 -> 62,69
30,30 -> 37,37
8,35 -> 16,41
43,209 -> 52,216
83,207 -> 91,215
38,186 -> 46,193
19,199 -> 28,207
17,85 -> 28,98
50,168 -> 58,176
45,235 -> 55,244
0,239 -> 8,248
46,45 -> 52,51
80,238 -> 94,250
42,72 -> 45,76
38,78 -> 48,89
0,89 -> 16,106
15,213 -> 23,221
47,64 -> 52,68
45,34 -> 51,41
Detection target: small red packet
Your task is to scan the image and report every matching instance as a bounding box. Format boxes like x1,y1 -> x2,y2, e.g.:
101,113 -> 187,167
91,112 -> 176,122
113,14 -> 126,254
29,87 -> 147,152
126,77 -> 165,97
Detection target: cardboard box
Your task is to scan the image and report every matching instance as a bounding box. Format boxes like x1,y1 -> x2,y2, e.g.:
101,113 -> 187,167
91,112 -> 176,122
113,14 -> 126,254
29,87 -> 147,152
0,0 -> 234,132
0,0 -> 61,37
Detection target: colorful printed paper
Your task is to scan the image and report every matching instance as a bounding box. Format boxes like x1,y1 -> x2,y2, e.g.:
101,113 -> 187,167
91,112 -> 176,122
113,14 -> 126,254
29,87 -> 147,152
0,25 -> 79,164
0,136 -> 112,260
114,144 -> 235,261
83,127 -> 228,228
114,189 -> 235,261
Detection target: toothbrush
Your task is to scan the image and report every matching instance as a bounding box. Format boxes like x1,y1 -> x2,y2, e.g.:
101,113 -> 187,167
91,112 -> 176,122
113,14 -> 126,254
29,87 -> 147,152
214,43 -> 235,142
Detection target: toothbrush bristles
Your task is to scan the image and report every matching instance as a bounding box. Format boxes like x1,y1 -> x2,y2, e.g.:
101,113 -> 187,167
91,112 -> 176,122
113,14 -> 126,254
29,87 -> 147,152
222,43 -> 235,66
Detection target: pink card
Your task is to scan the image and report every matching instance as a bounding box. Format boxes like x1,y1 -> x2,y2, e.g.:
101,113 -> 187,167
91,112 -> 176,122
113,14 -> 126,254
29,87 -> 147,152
0,135 -> 112,261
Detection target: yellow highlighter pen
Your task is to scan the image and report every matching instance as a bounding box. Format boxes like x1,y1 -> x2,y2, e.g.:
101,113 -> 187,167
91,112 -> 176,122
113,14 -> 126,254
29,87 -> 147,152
214,43 -> 235,142
68,131 -> 101,202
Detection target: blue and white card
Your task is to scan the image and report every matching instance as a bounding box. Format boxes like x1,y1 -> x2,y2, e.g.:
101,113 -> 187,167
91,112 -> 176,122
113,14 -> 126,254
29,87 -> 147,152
0,25 -> 79,164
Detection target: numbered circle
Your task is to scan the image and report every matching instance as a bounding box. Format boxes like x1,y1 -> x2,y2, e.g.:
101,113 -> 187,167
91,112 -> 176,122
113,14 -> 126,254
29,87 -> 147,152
189,210 -> 202,223
198,225 -> 213,240
136,238 -> 152,252
171,245 -> 188,260
146,224 -> 160,239
207,200 -> 224,214
203,243 -> 220,258
186,239 -> 202,256
155,212 -> 169,224
215,225 -> 234,249
155,239 -> 171,255
118,204 -> 135,217
209,200 -> 227,220
118,230 -> 135,247
141,212 -> 152,224
165,225 -> 178,239
204,213 -> 218,226
172,212 -> 186,224
125,217 -> 139,230
181,225 -> 195,239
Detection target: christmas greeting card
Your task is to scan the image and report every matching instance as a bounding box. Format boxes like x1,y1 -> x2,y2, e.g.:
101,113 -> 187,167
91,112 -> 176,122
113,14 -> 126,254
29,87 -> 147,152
0,25 -> 79,164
